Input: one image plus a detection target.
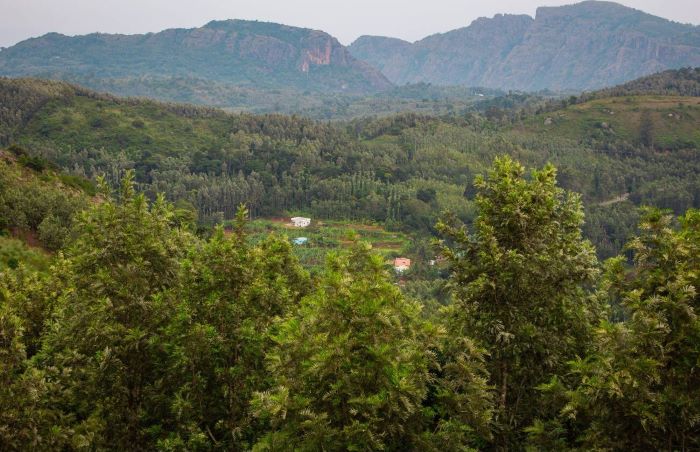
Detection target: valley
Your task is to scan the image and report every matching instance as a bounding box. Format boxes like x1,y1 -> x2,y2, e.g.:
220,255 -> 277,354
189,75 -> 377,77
1,1 -> 699,450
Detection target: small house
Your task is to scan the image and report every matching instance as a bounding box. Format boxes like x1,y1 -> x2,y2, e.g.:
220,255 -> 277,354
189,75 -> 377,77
393,257 -> 411,273
291,217 -> 311,228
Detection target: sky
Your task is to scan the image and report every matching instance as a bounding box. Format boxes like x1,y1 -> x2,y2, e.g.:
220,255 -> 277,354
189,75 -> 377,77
1,0 -> 699,48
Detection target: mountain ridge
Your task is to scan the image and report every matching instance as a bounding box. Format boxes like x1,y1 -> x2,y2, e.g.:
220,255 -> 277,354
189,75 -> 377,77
349,1 -> 700,91
2,2 -> 700,98
0,19 -> 393,94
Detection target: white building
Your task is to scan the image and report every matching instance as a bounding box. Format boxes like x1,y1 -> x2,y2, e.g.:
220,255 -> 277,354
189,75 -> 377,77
291,217 -> 311,228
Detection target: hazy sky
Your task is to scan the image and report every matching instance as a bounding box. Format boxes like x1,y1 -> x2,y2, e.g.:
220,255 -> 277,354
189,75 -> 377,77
1,0 -> 699,48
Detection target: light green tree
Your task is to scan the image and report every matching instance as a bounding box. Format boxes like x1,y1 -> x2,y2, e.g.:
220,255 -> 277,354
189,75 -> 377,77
253,243 -> 442,451
35,171 -> 192,449
437,156 -> 600,448
563,208 -> 700,450
162,205 -> 310,450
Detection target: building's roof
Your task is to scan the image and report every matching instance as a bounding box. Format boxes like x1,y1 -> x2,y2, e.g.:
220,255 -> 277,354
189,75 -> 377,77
393,257 -> 411,266
291,216 -> 311,221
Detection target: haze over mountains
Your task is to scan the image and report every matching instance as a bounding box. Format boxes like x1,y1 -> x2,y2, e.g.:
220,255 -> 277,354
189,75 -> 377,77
349,1 -> 700,91
0,0 -> 699,104
0,19 -> 392,94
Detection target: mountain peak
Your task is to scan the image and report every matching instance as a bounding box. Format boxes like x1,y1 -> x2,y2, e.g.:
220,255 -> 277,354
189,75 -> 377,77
0,20 -> 392,94
349,0 -> 700,90
535,0 -> 635,18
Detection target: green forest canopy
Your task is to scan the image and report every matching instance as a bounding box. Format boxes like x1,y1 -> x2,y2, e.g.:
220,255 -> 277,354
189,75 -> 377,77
1,157 -> 699,450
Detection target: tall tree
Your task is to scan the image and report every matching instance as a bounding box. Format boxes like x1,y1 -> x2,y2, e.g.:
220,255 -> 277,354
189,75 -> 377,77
253,243 -> 440,450
437,156 -> 600,448
565,208 -> 700,450
162,205 -> 310,450
639,110 -> 655,148
35,171 -> 192,449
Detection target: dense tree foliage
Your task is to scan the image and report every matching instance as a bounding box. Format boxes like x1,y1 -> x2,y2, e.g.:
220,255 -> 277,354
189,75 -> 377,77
35,172 -> 190,449
163,207 -> 310,450
254,243 -> 435,450
437,157 -> 601,448
544,208 -> 700,450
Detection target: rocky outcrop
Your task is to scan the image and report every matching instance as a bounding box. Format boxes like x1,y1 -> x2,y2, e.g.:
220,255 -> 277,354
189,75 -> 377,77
348,1 -> 700,91
0,20 -> 393,94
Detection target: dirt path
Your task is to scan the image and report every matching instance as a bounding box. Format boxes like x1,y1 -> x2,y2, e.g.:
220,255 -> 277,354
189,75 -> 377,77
598,193 -> 629,206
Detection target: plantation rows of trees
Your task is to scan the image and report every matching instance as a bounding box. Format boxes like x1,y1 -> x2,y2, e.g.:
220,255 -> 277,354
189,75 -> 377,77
2,158 -> 699,450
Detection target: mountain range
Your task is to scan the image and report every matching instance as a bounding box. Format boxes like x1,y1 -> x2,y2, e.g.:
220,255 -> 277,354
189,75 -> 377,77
349,1 -> 700,91
1,1 -> 699,99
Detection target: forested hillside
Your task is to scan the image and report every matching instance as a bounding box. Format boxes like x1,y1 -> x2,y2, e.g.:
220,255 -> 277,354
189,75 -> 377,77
2,77 -> 699,259
41,77 -> 491,119
0,146 -> 92,270
584,67 -> 700,98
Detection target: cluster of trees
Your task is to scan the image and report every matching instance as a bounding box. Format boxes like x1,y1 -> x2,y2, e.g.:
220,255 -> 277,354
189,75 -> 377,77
0,147 -> 89,252
2,158 -> 698,450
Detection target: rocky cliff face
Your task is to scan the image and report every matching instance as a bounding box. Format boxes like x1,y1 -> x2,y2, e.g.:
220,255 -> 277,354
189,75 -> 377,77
349,1 -> 700,91
0,20 -> 392,94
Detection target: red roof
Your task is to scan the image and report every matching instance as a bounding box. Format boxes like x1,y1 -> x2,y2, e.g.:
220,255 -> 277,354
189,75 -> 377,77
393,258 -> 411,267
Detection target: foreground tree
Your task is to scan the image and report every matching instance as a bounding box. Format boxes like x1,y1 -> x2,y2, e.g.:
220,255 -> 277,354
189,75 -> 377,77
0,285 -> 63,449
0,269 -> 70,450
253,244 -> 443,450
162,206 -> 311,450
564,208 -> 700,450
425,322 -> 494,451
437,157 -> 600,448
35,171 -> 192,449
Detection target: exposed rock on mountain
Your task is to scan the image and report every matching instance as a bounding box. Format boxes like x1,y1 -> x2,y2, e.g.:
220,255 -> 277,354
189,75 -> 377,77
0,20 -> 392,94
349,1 -> 700,91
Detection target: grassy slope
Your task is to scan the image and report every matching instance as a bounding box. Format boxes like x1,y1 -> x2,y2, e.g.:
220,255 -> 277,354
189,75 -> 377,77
520,96 -> 700,148
0,236 -> 49,271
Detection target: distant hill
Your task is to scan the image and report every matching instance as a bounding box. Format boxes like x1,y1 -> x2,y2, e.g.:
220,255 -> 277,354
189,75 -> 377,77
0,19 -> 392,95
586,67 -> 700,98
468,67 -> 700,121
349,1 -> 700,91
521,95 -> 700,150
